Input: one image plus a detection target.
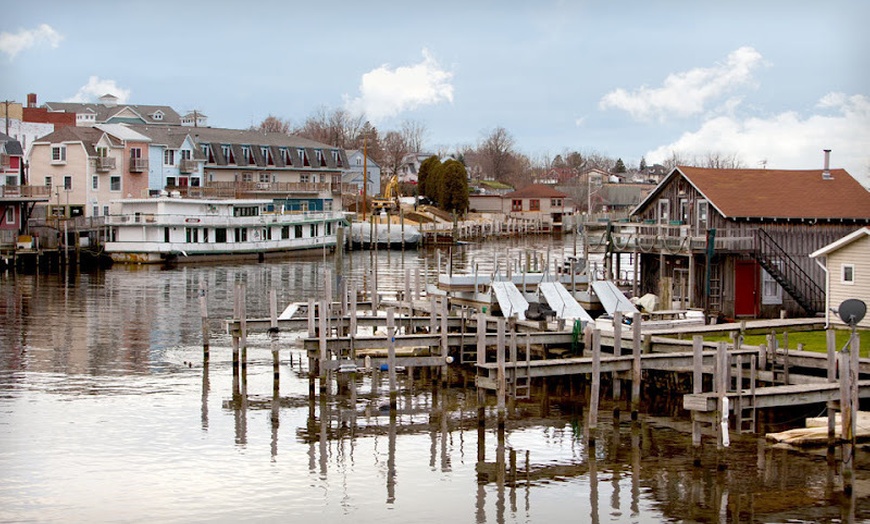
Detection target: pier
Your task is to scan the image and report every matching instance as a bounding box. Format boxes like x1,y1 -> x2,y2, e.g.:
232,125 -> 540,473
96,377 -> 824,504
221,265 -> 867,495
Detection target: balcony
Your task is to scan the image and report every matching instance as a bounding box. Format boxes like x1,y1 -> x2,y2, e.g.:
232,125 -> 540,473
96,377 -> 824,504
0,154 -> 8,168
130,158 -> 149,173
179,159 -> 197,174
95,157 -> 116,172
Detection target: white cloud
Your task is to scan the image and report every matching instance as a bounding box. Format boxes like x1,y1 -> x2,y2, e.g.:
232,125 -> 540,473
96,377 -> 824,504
65,76 -> 132,104
344,48 -> 454,122
599,46 -> 764,121
0,24 -> 63,60
645,92 -> 870,184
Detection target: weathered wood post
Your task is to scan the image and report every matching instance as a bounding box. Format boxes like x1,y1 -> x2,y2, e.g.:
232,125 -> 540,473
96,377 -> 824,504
231,283 -> 241,398
240,282 -> 248,373
388,307 -> 398,410
270,289 -> 279,386
826,329 -> 836,448
497,317 -> 506,429
440,299 -> 449,385
612,311 -> 623,419
692,335 -> 703,466
477,312 -> 487,427
319,300 -> 328,392
631,315 -> 642,419
588,328 -> 601,446
715,341 -> 730,470
199,275 -> 209,361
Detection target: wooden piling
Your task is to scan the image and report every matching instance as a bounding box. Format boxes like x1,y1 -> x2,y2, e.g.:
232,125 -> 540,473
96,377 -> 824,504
477,312 -> 487,427
631,315 -> 642,419
497,317 -> 506,429
199,275 -> 209,361
588,328 -> 601,445
388,308 -> 397,409
612,311 -> 623,418
826,329 -> 836,447
692,335 -> 703,466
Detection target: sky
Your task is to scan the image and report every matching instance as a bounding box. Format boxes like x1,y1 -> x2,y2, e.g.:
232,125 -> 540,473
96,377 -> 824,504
2,1 -> 869,185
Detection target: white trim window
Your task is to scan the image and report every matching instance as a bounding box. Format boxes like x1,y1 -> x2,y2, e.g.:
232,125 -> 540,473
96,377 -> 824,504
63,176 -> 72,190
51,145 -> 66,164
110,176 -> 121,191
762,262 -> 783,305
92,175 -> 99,190
657,199 -> 670,224
164,149 -> 176,166
5,206 -> 15,225
696,200 -> 709,234
842,264 -> 855,285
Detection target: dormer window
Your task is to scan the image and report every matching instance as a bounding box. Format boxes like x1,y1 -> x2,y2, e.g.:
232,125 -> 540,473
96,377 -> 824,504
280,148 -> 290,165
152,110 -> 164,121
241,146 -> 252,164
221,145 -> 235,164
298,148 -> 310,167
261,146 -> 273,165
202,144 -> 215,163
315,149 -> 325,166
332,150 -> 343,167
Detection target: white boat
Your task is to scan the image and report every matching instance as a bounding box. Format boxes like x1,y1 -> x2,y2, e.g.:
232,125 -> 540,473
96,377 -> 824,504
104,197 -> 345,264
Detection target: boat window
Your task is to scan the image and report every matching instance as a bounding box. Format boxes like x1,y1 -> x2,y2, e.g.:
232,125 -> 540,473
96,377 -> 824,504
233,206 -> 259,217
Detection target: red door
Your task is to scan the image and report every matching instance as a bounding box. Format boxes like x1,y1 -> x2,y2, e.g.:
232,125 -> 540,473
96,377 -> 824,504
735,260 -> 758,317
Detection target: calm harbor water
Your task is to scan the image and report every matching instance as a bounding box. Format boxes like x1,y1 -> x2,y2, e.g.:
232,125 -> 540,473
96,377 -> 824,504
1,236 -> 867,523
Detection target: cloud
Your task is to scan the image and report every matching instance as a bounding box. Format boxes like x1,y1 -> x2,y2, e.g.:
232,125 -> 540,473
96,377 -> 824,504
645,92 -> 870,184
0,24 -> 63,60
65,76 -> 132,103
599,46 -> 764,121
344,48 -> 454,122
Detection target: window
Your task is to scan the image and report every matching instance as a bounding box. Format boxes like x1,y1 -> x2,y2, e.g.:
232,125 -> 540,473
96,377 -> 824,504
103,205 -> 109,216
233,206 -> 259,217
315,149 -> 324,166
180,149 -> 191,161
110,176 -> 121,191
259,173 -> 270,183
679,199 -> 689,224
190,177 -> 200,187
64,176 -> 72,190
281,226 -> 290,239
529,199 -> 540,211
241,146 -> 252,164
261,147 -> 272,165
281,148 -> 291,165
657,199 -> 670,224
842,264 -> 855,285
166,177 -> 176,186
696,200 -> 709,233
92,176 -> 99,190
310,224 -> 317,237
762,262 -> 783,305
298,148 -> 309,166
241,172 -> 253,182
511,199 -> 522,212
44,176 -> 52,188
300,174 -> 310,184
222,145 -> 235,164
51,145 -> 66,163
332,150 -> 342,167
5,207 -> 15,225
294,225 -> 303,238
215,228 -> 227,243
186,228 -> 199,243
93,205 -> 99,217
164,150 -> 176,166
96,146 -> 108,157
551,198 -> 562,207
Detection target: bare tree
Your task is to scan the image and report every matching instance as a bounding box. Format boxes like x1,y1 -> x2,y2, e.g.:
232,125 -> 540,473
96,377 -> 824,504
475,126 -> 517,182
295,106 -> 366,148
380,131 -> 410,180
257,115 -> 291,134
400,120 -> 427,154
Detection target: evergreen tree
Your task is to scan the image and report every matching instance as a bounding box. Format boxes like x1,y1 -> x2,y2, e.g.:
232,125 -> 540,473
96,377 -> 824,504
439,159 -> 469,214
614,158 -> 627,173
418,155 -> 440,201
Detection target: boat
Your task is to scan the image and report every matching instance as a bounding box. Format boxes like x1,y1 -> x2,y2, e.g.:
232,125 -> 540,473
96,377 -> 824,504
349,220 -> 421,249
104,197 -> 346,264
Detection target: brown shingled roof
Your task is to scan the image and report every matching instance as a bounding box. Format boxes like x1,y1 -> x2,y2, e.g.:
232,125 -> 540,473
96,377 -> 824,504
676,166 -> 870,220
503,184 -> 568,199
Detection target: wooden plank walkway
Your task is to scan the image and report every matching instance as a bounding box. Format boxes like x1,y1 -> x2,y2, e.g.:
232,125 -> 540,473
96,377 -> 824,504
683,380 -> 870,412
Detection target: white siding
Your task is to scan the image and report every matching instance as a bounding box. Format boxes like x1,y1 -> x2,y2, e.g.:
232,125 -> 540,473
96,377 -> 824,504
826,235 -> 870,329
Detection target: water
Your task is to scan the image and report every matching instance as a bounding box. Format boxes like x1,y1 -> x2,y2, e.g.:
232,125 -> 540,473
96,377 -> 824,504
1,237 -> 866,523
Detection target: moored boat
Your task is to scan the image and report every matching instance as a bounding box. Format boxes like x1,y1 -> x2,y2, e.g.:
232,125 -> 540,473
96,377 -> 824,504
104,197 -> 346,264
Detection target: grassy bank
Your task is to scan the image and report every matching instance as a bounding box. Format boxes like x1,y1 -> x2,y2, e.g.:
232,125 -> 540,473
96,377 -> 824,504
704,329 -> 869,358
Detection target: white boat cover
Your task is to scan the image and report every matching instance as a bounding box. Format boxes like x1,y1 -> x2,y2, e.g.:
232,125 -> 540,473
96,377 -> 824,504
538,281 -> 594,322
491,281 -> 529,320
591,281 -> 638,316
350,222 -> 421,244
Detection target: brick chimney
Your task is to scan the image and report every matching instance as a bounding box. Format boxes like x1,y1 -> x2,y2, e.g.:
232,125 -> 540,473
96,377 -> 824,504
27,93 -> 37,108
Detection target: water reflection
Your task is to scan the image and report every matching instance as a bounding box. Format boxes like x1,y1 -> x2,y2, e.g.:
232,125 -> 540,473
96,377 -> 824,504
1,239 -> 867,523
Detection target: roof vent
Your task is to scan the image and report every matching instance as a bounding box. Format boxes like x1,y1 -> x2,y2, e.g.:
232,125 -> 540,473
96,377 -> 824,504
822,149 -> 833,180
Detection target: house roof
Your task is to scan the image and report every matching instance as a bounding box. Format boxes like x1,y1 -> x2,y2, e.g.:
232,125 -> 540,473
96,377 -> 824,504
0,132 -> 23,155
31,126 -> 105,156
43,101 -> 182,125
634,166 -> 870,220
504,184 -> 568,199
809,227 -> 870,258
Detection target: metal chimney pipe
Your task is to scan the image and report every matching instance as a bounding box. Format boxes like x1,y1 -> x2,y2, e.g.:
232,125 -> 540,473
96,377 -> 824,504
822,149 -> 832,180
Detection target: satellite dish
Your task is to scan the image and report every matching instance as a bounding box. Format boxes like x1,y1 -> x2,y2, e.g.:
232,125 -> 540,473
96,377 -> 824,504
837,299 -> 867,327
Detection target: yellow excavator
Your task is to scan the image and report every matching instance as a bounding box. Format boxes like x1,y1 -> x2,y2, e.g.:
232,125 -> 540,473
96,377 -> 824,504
371,175 -> 400,213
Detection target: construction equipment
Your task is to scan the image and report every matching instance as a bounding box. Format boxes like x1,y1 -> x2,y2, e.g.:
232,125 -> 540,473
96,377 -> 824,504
371,175 -> 400,212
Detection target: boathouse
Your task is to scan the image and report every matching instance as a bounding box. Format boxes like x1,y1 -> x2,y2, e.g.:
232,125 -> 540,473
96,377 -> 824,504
593,153 -> 870,320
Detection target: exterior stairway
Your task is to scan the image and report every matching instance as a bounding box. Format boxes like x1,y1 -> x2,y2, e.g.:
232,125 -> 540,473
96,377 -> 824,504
752,228 -> 825,316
